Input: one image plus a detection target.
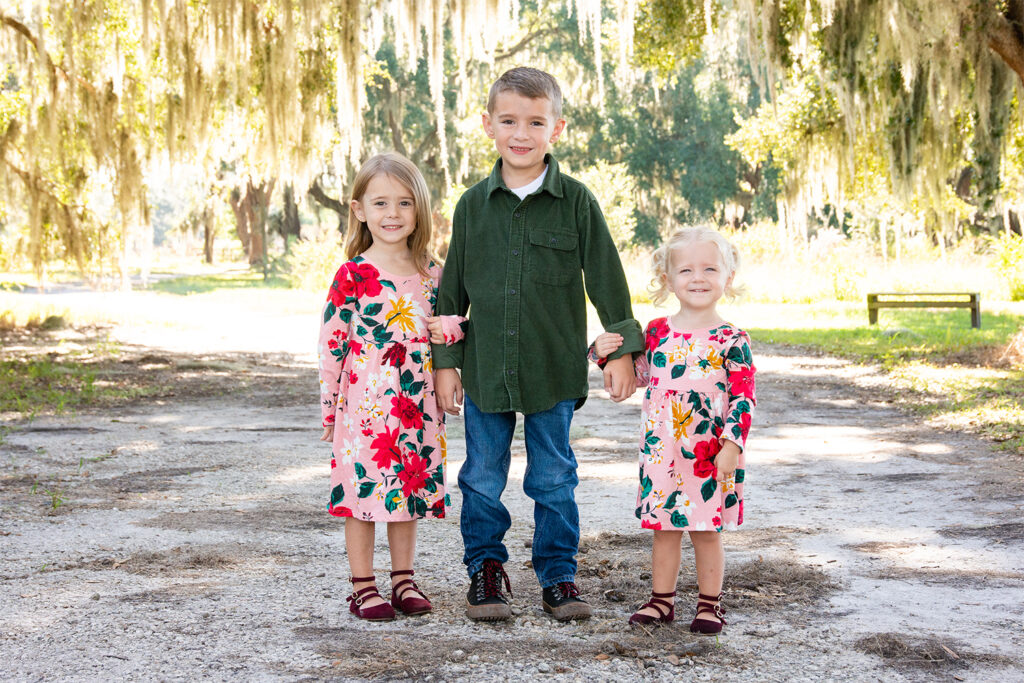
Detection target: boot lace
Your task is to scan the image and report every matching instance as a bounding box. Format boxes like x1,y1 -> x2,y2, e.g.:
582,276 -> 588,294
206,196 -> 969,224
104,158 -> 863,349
478,559 -> 513,600
554,582 -> 580,600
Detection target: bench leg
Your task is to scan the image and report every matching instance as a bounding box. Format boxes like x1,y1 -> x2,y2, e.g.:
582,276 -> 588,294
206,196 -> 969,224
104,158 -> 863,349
971,305 -> 981,329
868,307 -> 878,325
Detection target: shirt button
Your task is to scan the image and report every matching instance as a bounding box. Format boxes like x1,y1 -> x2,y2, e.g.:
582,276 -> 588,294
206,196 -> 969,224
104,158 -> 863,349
509,289 -> 516,295
507,369 -> 515,375
514,211 -> 521,218
511,249 -> 519,256
508,329 -> 516,335
550,237 -> 557,244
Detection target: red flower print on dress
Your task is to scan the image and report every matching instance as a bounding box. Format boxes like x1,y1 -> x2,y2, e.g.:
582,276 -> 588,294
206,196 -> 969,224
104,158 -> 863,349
641,519 -> 663,530
712,515 -> 721,527
391,395 -> 424,430
737,412 -> 752,438
729,366 -> 755,399
693,458 -> 717,479
346,261 -> 383,298
397,453 -> 429,496
329,505 -> 353,517
349,372 -> 359,385
370,426 -> 403,470
382,342 -> 407,367
738,500 -> 744,525
646,318 -> 670,352
693,439 -> 722,461
330,458 -> 337,469
327,339 -> 339,349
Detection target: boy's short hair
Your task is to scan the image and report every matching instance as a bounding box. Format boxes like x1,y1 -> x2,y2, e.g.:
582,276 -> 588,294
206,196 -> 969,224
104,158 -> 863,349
487,67 -> 563,118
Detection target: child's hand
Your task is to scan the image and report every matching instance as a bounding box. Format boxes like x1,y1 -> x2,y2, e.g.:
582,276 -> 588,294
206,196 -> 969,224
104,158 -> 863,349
603,355 -> 636,402
593,332 -> 624,359
426,316 -> 444,344
320,425 -> 334,442
435,367 -> 464,416
715,440 -> 740,482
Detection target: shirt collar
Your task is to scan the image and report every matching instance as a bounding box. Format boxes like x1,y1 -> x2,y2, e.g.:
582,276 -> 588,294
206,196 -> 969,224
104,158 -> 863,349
486,154 -> 564,199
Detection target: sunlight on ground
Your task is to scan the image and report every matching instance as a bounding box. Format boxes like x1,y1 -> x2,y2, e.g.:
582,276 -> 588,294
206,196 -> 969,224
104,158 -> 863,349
271,464 -> 328,484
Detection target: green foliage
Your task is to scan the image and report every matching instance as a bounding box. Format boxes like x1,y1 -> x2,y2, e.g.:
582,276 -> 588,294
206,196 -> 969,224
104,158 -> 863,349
632,0 -> 715,75
988,232 -> 1024,301
280,233 -> 346,292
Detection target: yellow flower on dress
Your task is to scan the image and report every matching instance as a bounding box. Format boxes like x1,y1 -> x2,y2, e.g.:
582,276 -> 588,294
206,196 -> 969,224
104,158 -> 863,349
705,345 -> 724,370
671,400 -> 694,442
384,294 -> 423,335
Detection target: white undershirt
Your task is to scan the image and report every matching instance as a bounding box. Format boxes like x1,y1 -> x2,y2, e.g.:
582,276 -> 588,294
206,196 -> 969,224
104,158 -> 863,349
509,166 -> 548,200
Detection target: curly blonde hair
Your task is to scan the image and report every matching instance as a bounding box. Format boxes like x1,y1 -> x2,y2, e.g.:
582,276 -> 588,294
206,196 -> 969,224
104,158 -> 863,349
648,226 -> 742,305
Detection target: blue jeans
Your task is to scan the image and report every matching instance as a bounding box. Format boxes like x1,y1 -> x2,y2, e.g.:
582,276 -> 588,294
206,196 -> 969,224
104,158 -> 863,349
459,393 -> 580,588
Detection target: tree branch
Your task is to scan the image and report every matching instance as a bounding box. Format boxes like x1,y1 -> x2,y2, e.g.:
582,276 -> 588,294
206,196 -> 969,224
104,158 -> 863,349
0,13 -> 96,95
493,26 -> 559,63
988,9 -> 1024,86
308,176 -> 346,216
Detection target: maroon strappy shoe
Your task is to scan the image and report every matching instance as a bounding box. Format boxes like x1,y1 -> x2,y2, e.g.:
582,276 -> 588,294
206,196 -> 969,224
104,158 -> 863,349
390,569 -> 432,616
689,592 -> 726,634
347,576 -> 396,621
628,590 -> 676,626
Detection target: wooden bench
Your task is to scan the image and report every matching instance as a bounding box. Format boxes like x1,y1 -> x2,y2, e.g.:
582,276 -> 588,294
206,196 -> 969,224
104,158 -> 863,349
867,292 -> 981,329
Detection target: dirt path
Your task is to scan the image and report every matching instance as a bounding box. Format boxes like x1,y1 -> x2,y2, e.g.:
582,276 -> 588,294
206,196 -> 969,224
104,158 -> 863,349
2,303 -> 1023,681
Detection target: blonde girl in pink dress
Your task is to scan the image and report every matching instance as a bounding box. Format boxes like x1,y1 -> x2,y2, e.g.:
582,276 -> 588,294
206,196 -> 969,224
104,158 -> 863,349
318,152 -> 463,622
591,226 -> 755,635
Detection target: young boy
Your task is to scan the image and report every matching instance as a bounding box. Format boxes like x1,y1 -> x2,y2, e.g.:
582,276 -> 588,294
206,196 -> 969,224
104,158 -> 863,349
431,67 -> 643,622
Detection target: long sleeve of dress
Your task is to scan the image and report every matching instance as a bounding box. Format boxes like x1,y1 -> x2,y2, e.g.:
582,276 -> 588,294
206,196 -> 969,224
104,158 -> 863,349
318,265 -> 355,427
438,314 -> 467,346
586,339 -> 650,387
722,331 -> 756,450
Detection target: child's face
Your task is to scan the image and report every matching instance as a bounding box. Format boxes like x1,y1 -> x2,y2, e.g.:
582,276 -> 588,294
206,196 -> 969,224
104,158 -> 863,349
482,91 -> 566,183
350,174 -> 417,250
664,241 -> 733,313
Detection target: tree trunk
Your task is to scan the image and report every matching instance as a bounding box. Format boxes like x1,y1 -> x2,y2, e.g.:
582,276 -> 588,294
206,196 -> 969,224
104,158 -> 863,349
228,178 -> 276,267
281,182 -> 302,253
202,204 -> 216,264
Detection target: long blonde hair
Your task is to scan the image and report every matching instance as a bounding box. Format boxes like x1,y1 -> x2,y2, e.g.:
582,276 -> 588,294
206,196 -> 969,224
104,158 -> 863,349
649,226 -> 743,305
344,152 -> 437,275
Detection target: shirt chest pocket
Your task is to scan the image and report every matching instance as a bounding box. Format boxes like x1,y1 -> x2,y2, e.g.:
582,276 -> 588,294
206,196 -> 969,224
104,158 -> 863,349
526,229 -> 579,285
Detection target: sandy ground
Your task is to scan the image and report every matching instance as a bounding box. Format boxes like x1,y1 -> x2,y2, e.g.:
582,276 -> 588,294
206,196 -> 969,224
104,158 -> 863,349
2,290 -> 1024,682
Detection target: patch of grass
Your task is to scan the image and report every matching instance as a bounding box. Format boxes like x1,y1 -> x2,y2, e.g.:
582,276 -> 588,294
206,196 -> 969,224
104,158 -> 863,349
0,358 -> 148,417
747,309 -> 1021,366
736,304 -> 1024,454
147,271 -> 288,295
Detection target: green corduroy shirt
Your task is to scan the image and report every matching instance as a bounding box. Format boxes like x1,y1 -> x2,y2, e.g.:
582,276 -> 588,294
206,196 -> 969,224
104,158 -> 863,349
431,154 -> 644,414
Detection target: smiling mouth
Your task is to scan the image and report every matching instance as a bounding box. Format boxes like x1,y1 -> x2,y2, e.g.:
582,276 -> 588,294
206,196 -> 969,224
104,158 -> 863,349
509,145 -> 532,154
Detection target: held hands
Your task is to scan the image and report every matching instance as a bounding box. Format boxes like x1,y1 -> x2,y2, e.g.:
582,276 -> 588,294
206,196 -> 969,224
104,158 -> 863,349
603,355 -> 636,402
435,367 -> 464,416
593,332 -> 624,359
715,440 -> 741,482
320,425 -> 334,442
426,316 -> 444,345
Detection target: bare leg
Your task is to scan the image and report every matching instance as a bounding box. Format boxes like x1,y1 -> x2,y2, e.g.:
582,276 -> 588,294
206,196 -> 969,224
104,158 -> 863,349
387,520 -> 426,600
689,530 -> 725,622
634,529 -> 683,619
345,518 -> 386,608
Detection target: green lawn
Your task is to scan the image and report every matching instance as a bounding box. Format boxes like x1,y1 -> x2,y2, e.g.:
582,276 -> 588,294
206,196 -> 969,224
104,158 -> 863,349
735,304 -> 1024,454
146,271 -> 289,295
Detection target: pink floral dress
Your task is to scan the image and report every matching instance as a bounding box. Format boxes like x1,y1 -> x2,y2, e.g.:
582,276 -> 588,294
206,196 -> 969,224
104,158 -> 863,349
318,256 -> 461,521
594,317 -> 756,531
